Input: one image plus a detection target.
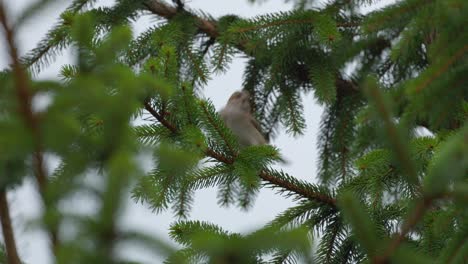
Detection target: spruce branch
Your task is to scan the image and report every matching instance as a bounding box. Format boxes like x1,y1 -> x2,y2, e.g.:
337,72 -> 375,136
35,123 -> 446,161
20,0 -> 92,73
414,44 -> 468,93
323,221 -> 341,263
231,17 -> 356,34
183,46 -> 209,85
198,101 -> 237,157
144,100 -> 177,133
143,101 -> 233,163
144,0 -> 219,38
363,0 -> 432,33
364,78 -> 419,187
373,190 -> 458,264
0,2 -> 59,254
259,171 -> 337,207
374,196 -> 433,264
205,148 -> 234,164
143,103 -> 336,206
0,191 -> 22,264
144,0 -> 360,97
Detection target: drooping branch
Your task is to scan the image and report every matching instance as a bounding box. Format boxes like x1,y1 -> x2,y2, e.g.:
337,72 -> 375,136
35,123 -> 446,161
0,191 -> 22,264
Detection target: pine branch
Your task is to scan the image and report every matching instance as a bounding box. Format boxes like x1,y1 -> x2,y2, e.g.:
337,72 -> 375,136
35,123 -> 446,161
0,2 -> 59,254
0,191 -> 21,264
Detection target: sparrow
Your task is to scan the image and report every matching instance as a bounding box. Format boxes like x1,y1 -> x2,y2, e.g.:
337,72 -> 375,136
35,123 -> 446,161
219,90 -> 268,147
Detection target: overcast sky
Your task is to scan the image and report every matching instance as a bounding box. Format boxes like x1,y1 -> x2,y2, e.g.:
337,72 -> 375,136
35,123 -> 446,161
0,0 -> 393,263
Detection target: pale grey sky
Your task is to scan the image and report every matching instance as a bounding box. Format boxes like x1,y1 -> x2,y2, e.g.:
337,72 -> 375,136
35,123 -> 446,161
0,0 -> 394,263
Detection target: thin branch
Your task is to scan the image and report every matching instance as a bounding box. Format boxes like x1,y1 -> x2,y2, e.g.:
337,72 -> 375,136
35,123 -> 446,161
205,148 -> 234,164
325,224 -> 340,263
259,171 -> 337,207
23,41 -> 53,68
144,100 -> 177,133
0,191 -> 22,264
183,46 -> 208,84
233,18 -> 357,34
199,102 -> 237,157
0,1 -> 58,254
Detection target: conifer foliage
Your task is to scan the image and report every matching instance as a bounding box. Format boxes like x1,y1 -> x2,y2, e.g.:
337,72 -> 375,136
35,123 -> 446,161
0,0 -> 467,263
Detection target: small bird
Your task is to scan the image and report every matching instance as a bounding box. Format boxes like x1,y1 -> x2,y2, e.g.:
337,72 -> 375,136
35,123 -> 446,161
219,90 -> 268,147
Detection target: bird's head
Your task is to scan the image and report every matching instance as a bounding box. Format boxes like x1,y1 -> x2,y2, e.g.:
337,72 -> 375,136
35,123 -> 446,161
227,90 -> 251,112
